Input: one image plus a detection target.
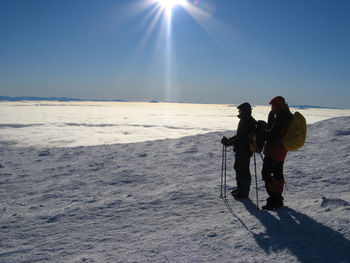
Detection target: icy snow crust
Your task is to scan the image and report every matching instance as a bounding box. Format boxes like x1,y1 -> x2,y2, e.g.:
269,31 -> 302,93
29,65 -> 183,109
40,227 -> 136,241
1,117 -> 350,262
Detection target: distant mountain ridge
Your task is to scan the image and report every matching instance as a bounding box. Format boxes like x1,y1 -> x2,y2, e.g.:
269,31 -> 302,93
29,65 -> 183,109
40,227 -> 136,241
289,105 -> 342,110
0,96 -> 125,102
0,96 -> 343,109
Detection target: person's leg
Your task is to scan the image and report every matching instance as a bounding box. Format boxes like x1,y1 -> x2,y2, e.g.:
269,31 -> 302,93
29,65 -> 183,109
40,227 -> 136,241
262,157 -> 276,209
262,158 -> 285,209
233,154 -> 251,196
269,161 -> 285,207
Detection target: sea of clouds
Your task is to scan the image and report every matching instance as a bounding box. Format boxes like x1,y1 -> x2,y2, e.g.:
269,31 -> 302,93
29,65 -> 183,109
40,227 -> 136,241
1,101 -> 350,148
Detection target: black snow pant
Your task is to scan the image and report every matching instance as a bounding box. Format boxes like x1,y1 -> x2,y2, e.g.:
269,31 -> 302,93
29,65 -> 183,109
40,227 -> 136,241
234,152 -> 252,193
262,156 -> 285,206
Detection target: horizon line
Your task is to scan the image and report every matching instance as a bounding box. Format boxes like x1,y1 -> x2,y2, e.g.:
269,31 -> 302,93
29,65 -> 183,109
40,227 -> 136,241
0,95 -> 345,110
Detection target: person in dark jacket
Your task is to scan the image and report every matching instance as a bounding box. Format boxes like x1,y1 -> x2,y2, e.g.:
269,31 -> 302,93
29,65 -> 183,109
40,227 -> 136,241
221,102 -> 256,198
262,96 -> 293,210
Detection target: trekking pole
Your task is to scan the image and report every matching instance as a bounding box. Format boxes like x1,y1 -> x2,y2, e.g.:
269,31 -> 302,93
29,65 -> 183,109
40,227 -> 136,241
254,152 -> 259,209
224,146 -> 227,198
220,144 -> 227,198
259,152 -> 264,161
220,144 -> 224,198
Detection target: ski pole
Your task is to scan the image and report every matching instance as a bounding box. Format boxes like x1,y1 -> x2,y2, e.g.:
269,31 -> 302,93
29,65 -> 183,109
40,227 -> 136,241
254,152 -> 259,209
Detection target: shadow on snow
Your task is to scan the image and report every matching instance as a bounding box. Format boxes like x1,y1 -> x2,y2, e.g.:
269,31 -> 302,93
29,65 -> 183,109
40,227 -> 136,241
224,199 -> 350,263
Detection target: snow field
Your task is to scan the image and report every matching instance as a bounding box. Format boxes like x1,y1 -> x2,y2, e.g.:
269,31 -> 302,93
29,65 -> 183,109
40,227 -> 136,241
0,117 -> 349,262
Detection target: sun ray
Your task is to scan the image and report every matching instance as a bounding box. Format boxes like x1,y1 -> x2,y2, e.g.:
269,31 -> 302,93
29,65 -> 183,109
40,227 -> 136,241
113,0 -> 247,102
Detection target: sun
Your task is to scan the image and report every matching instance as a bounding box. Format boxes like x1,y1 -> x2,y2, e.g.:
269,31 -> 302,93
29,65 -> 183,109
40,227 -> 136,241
157,0 -> 183,13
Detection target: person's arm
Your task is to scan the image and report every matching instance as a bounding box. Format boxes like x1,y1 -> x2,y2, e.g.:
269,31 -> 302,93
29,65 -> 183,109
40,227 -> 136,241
268,111 -> 291,143
267,111 -> 275,131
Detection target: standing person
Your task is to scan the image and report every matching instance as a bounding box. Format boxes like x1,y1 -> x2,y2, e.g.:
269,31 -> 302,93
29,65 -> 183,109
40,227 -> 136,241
262,96 -> 293,210
221,102 -> 256,199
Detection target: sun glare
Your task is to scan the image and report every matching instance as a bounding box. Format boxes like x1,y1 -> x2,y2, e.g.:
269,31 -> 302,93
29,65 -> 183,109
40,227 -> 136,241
158,0 -> 182,13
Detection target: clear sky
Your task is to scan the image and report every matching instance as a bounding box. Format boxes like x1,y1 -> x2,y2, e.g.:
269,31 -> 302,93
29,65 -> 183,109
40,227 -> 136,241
1,0 -> 350,108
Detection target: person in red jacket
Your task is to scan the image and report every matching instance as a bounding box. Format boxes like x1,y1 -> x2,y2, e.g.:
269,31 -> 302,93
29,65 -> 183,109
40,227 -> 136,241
262,96 -> 293,210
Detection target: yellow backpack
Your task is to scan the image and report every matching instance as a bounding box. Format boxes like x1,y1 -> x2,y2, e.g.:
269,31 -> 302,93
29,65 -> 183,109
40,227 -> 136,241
283,112 -> 307,151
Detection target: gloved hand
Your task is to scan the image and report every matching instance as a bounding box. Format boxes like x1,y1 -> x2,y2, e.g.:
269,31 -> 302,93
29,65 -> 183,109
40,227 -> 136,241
221,136 -> 228,146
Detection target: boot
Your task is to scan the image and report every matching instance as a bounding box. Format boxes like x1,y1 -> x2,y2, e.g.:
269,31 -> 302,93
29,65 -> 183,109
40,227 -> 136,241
232,191 -> 249,199
231,188 -> 239,195
262,202 -> 275,210
262,197 -> 284,210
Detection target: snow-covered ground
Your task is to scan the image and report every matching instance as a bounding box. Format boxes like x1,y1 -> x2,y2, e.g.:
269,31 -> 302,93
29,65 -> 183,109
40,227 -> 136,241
1,114 -> 349,262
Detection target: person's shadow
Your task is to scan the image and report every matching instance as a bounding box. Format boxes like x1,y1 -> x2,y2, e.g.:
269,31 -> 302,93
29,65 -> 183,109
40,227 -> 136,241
225,199 -> 350,262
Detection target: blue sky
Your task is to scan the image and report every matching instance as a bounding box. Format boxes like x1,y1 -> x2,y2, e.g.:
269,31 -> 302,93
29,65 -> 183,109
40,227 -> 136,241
1,0 -> 350,108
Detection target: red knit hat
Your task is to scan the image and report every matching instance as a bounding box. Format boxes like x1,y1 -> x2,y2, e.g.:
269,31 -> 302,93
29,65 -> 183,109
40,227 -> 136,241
269,96 -> 287,113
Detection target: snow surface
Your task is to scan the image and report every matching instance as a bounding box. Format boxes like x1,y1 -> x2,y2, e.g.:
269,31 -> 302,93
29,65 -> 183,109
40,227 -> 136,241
1,116 -> 350,262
